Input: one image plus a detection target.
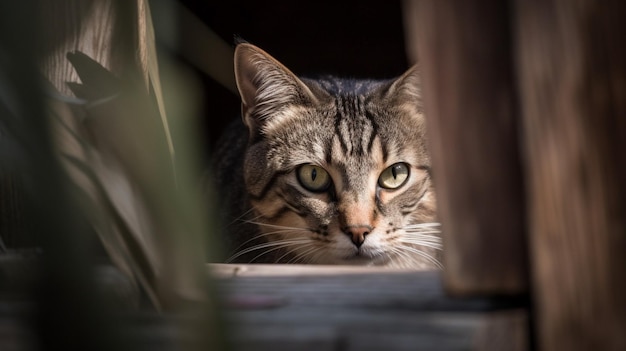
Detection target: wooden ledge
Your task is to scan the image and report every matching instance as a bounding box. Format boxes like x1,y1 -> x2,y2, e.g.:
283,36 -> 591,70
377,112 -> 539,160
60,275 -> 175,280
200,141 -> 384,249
210,264 -> 528,351
209,263 -> 419,277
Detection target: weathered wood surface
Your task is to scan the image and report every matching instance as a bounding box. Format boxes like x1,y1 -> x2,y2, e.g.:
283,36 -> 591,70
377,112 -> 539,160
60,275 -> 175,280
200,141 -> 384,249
408,0 -> 528,295
212,264 -> 528,351
515,1 -> 626,350
1,262 -> 527,350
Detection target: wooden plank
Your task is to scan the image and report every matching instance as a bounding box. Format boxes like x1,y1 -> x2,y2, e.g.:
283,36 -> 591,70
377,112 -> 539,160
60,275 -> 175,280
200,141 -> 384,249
408,0 -> 528,295
1,263 -> 528,350
474,310 -> 528,351
211,264 -> 528,351
514,1 -> 626,350
211,263 -> 412,277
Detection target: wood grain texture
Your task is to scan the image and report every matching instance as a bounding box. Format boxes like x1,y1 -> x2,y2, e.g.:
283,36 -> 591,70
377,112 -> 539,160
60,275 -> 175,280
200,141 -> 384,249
410,0 -> 528,295
515,1 -> 626,350
474,310 -> 528,351
211,264 -> 528,351
1,263 -> 528,350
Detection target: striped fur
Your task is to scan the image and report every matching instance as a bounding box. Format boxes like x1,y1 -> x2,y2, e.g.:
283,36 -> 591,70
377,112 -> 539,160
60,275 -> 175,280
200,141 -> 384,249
214,43 -> 440,269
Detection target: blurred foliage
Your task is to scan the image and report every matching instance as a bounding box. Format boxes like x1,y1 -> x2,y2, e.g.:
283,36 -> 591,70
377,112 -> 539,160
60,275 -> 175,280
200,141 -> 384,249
1,0 -> 228,349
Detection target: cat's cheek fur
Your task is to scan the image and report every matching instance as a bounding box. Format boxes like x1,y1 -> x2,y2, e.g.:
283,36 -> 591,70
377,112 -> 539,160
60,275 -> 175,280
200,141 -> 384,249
243,143 -> 274,199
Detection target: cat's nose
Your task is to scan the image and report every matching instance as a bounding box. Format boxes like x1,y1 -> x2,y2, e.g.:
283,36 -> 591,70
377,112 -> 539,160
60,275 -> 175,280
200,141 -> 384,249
343,226 -> 372,248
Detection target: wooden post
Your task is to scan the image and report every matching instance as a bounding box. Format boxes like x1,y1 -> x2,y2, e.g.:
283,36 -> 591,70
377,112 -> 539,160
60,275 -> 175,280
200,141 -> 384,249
409,0 -> 528,295
515,1 -> 626,349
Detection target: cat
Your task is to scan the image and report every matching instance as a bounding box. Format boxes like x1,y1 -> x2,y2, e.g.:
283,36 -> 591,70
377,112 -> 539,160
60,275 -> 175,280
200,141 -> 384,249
212,43 -> 441,269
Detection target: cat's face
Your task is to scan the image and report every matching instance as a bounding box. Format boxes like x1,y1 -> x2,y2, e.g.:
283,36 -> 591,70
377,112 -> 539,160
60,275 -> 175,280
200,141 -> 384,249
233,43 -> 440,268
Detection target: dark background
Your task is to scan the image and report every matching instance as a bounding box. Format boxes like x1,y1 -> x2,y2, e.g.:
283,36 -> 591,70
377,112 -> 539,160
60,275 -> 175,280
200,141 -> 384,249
175,0 -> 409,155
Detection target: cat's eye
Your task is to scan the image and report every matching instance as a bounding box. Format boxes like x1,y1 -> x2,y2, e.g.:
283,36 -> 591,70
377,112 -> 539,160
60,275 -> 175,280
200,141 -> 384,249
297,165 -> 332,192
378,163 -> 410,189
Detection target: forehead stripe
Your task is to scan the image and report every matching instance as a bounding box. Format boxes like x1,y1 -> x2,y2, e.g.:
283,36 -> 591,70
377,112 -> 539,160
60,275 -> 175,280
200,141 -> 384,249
334,97 -> 350,154
365,110 -> 387,162
362,99 -> 379,155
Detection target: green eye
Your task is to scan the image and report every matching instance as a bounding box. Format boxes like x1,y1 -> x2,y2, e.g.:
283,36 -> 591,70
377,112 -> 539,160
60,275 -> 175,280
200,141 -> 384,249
378,163 -> 410,189
297,165 -> 331,192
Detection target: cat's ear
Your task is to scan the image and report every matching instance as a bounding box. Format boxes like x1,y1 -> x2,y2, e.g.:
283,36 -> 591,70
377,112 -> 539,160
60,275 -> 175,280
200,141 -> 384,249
234,43 -> 318,131
385,65 -> 423,109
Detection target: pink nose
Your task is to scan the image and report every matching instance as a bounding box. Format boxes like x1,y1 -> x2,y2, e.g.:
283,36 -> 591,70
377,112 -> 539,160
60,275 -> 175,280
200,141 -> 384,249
343,226 -> 372,248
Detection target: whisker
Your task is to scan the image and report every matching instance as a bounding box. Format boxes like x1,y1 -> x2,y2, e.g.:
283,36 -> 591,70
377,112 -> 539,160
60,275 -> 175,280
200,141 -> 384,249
398,233 -> 442,241
249,240 -> 314,263
243,220 -> 314,232
396,245 -> 443,269
389,245 -> 427,269
391,232 -> 442,242
277,243 -> 316,263
228,228 -> 309,257
307,246 -> 333,264
234,239 -> 311,257
396,240 -> 443,251
388,247 -> 415,269
287,245 -> 323,264
403,230 -> 442,236
226,239 -> 311,263
400,240 -> 443,248
403,222 -> 441,229
400,233 -> 442,241
229,208 -> 259,227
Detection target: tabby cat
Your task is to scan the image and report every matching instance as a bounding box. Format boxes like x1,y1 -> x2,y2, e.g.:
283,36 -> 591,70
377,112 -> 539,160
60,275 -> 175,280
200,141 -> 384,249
213,43 -> 441,269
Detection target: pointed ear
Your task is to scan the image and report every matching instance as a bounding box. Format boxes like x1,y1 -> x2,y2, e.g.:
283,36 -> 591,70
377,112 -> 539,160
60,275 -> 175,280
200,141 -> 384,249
234,43 -> 318,131
384,65 -> 423,110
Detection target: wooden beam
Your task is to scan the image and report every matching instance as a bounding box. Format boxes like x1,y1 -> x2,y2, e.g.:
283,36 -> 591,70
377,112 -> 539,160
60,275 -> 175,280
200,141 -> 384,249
211,264 -> 528,351
514,1 -> 626,349
408,0 -> 528,295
